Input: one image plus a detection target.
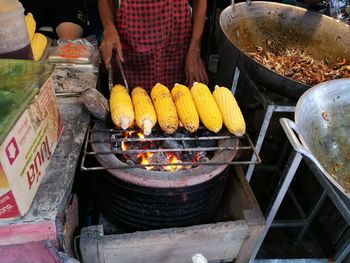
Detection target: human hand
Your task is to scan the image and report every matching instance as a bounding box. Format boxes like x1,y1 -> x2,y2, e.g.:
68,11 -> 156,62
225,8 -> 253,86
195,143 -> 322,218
99,27 -> 124,68
185,48 -> 208,88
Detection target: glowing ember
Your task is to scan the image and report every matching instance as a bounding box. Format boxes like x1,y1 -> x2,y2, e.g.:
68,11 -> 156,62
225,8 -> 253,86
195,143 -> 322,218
163,152 -> 183,172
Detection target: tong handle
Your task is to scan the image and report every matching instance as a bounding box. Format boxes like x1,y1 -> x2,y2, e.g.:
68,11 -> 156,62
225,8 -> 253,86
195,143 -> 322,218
108,52 -> 129,92
116,57 -> 129,91
108,63 -> 114,92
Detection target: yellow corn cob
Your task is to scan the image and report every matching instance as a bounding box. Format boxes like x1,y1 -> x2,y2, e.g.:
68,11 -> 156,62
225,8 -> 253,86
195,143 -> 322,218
150,83 -> 178,134
131,87 -> 157,135
31,33 -> 47,61
25,12 -> 36,42
171,83 -> 199,133
110,85 -> 135,129
213,85 -> 246,136
191,82 -> 223,133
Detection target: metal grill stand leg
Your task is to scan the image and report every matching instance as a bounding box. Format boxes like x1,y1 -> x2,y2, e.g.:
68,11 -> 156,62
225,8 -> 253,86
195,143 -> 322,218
249,151 -> 303,262
246,105 -> 275,182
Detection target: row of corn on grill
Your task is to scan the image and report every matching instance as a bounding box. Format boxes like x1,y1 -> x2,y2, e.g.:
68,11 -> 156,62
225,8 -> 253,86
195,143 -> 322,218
25,12 -> 47,61
109,82 -> 246,136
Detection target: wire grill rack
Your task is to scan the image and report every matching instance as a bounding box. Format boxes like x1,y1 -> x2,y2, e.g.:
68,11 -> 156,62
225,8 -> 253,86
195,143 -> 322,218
80,120 -> 261,171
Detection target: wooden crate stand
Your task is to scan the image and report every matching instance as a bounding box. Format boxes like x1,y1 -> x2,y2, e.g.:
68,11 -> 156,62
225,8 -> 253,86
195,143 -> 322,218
79,166 -> 265,263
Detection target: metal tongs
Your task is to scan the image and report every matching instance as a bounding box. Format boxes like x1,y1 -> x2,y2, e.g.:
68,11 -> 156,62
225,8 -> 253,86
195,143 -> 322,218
108,56 -> 129,91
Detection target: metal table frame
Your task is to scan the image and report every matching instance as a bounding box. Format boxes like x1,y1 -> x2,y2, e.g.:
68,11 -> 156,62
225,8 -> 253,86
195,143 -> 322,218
250,150 -> 350,263
230,68 -> 350,262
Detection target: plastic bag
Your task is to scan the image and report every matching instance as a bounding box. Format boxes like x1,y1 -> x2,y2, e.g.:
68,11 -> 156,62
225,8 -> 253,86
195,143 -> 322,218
47,38 -> 99,72
49,39 -> 94,62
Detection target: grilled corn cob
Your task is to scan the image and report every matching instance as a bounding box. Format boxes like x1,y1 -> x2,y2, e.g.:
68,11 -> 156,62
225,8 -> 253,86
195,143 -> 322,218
171,83 -> 199,133
191,82 -> 222,133
131,87 -> 157,135
25,12 -> 36,42
150,83 -> 178,134
213,85 -> 246,136
31,33 -> 47,61
110,85 -> 135,129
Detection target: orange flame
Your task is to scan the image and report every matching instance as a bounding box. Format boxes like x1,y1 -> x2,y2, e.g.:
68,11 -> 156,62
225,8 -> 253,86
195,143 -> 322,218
121,129 -> 188,172
139,152 -> 155,170
121,131 -> 136,151
163,153 -> 182,172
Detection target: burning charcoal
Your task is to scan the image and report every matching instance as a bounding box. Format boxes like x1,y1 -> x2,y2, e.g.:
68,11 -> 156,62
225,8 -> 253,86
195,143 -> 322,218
195,151 -> 208,162
182,140 -> 195,149
199,156 -> 209,163
196,130 -> 217,148
119,154 -> 140,165
150,152 -> 168,164
163,140 -> 183,150
182,151 -> 196,162
174,130 -> 196,149
174,130 -> 190,137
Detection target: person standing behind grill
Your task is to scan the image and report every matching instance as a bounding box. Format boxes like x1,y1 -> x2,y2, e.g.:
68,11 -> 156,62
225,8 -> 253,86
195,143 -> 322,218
98,0 -> 208,91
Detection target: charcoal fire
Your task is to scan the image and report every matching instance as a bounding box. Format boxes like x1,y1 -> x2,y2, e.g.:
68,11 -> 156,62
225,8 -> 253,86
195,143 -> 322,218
111,129 -> 216,172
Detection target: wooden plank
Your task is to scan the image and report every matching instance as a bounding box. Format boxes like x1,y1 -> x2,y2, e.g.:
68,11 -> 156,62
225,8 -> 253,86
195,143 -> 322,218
234,166 -> 265,263
100,221 -> 247,263
235,214 -> 264,263
80,225 -> 104,263
80,165 -> 264,263
62,194 -> 79,256
224,166 -> 262,219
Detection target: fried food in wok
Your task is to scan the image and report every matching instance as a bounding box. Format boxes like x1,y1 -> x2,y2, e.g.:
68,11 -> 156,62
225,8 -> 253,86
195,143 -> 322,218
247,47 -> 350,86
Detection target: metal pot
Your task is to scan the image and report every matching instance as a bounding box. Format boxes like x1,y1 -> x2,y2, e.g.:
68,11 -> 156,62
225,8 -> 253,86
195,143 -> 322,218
220,2 -> 350,99
281,79 -> 350,198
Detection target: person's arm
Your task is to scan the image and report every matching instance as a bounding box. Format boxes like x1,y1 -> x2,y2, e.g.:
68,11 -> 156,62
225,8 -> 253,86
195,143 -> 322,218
98,0 -> 124,67
185,0 -> 208,87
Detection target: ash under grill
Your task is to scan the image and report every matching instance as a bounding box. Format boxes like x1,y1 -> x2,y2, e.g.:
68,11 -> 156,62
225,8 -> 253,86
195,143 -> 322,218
81,120 -> 260,230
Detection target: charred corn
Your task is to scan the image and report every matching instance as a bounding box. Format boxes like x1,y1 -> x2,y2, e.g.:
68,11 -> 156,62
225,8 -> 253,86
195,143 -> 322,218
213,86 -> 246,136
151,83 -> 178,134
171,83 -> 199,133
191,82 -> 222,133
25,12 -> 36,42
131,87 -> 157,135
31,33 -> 47,61
110,85 -> 135,129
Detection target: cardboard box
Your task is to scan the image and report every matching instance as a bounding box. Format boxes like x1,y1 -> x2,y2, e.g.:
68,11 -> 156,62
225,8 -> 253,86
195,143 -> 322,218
0,75 -> 63,220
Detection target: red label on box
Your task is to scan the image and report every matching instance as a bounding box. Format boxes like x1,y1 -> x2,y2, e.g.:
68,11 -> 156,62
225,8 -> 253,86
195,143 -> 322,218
0,191 -> 20,219
5,138 -> 19,165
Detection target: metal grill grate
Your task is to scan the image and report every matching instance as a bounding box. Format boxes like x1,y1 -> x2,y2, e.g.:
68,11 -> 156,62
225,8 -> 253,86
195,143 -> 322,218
80,119 -> 261,171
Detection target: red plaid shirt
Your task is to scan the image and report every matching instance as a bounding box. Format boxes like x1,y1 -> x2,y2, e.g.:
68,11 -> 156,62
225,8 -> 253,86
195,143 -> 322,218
114,0 -> 191,92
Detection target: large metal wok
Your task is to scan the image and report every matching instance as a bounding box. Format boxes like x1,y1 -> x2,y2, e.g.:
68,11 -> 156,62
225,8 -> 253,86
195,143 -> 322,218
220,2 -> 350,99
280,79 -> 350,198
